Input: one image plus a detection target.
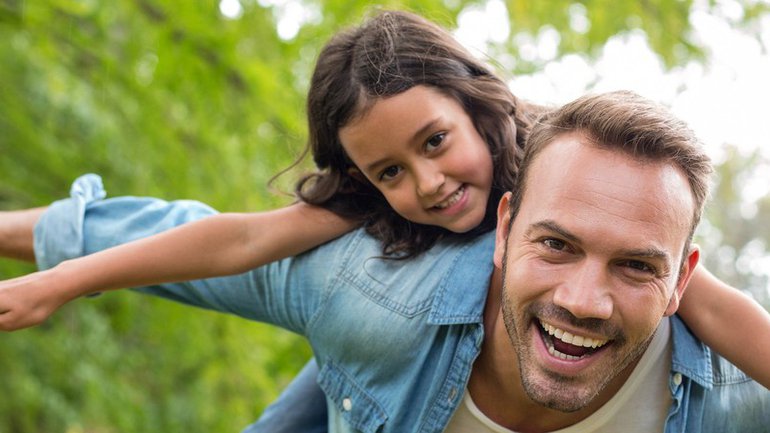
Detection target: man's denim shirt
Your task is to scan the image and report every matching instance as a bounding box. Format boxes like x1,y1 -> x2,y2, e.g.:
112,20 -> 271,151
34,175 -> 770,433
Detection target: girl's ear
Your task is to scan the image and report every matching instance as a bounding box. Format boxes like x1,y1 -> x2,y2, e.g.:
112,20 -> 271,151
347,167 -> 368,183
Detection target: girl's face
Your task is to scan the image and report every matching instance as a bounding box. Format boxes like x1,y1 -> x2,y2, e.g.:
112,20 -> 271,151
339,85 -> 494,233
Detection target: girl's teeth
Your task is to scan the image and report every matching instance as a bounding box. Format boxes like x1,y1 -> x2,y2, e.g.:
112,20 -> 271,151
435,187 -> 464,209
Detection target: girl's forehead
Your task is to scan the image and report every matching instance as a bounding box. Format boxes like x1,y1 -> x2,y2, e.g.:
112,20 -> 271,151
339,87 -> 463,153
345,85 -> 457,125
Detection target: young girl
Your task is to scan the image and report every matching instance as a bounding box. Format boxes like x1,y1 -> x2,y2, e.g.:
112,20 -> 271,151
1,9 -> 768,433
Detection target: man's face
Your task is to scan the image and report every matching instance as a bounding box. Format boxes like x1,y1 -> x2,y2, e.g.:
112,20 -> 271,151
493,133 -> 699,412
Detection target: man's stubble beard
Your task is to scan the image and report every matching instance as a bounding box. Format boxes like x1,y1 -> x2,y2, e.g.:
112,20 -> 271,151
498,241 -> 655,413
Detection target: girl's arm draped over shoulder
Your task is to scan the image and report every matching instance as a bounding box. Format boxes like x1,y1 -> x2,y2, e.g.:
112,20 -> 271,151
0,202 -> 356,331
678,264 -> 770,389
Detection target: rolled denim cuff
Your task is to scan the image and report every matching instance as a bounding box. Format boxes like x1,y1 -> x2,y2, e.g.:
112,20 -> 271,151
34,173 -> 106,270
33,173 -> 219,271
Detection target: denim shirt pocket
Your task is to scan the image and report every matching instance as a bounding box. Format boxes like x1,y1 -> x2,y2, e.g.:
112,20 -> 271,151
318,361 -> 388,433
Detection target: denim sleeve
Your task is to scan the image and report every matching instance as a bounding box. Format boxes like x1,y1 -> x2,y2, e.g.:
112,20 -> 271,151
242,358 -> 328,433
34,173 -> 219,270
33,174 -> 324,333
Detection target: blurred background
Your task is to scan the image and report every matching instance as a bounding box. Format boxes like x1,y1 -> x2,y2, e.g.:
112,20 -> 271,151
1,0 -> 768,431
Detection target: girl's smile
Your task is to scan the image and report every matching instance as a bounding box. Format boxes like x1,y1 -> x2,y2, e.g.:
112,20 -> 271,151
339,86 -> 494,233
430,184 -> 468,214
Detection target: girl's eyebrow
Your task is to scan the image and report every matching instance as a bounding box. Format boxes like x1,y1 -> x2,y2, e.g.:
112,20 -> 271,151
364,157 -> 394,175
410,118 -> 441,145
362,118 -> 442,174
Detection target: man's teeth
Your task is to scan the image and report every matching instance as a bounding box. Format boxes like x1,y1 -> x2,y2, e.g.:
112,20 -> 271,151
541,321 -> 608,349
434,187 -> 464,209
548,345 -> 582,361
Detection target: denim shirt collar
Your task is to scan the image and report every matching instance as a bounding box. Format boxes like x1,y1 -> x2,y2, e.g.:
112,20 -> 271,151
670,315 -> 714,389
427,232 -> 496,326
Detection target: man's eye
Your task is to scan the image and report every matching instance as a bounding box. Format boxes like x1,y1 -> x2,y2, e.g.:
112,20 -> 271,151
543,238 -> 566,251
379,165 -> 402,181
425,133 -> 445,151
621,260 -> 656,274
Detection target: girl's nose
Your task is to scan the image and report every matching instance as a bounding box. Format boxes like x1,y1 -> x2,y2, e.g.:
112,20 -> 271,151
415,165 -> 445,197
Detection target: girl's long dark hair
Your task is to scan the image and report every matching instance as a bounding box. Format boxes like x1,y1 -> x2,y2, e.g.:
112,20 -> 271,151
295,10 -> 544,257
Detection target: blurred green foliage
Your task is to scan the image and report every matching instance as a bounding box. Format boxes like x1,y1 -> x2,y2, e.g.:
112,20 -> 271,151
1,0 -> 768,431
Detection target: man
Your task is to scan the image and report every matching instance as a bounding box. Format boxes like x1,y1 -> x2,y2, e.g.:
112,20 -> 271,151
1,91 -> 768,431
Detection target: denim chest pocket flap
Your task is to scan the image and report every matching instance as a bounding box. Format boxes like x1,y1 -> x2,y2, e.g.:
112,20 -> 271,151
318,361 -> 388,433
336,237 -> 456,318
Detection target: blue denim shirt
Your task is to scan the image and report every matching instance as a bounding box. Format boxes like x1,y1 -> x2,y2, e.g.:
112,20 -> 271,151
34,175 -> 770,433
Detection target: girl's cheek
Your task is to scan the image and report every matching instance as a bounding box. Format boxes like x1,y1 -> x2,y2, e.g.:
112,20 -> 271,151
380,190 -> 406,211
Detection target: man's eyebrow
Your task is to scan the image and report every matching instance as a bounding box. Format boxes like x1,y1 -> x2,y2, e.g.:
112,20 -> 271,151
528,220 -> 580,243
621,248 -> 669,259
529,219 -> 671,262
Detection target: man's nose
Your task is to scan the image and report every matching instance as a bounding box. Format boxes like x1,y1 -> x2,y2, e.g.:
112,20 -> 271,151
415,163 -> 445,197
552,260 -> 614,320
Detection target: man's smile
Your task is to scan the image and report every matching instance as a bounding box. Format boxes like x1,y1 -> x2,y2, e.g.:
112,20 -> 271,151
538,319 -> 610,361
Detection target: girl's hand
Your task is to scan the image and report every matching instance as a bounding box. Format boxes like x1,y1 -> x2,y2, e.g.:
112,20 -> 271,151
0,268 -> 75,331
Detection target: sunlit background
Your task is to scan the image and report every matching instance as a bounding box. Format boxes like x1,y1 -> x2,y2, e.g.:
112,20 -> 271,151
1,1 -> 768,431
461,0 -> 770,300
231,0 -> 770,299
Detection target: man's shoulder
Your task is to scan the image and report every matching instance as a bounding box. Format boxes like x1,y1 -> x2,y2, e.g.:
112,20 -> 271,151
669,316 -> 770,431
700,351 -> 770,431
669,315 -> 757,388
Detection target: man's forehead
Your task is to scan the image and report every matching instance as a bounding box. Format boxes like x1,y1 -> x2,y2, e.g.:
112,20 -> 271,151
528,135 -> 694,218
519,135 -> 694,262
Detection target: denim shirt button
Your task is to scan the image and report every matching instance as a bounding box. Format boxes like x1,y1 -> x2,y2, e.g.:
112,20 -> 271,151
672,372 -> 683,386
448,387 -> 458,402
342,397 -> 353,411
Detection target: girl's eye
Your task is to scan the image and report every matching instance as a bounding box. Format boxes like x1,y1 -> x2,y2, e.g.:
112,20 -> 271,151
379,165 -> 402,181
425,133 -> 446,151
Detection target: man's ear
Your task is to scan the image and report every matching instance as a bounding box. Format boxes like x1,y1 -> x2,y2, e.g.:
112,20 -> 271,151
494,192 -> 513,270
664,245 -> 700,316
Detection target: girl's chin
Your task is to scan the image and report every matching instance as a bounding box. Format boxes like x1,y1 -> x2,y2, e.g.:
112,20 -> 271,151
439,214 -> 485,233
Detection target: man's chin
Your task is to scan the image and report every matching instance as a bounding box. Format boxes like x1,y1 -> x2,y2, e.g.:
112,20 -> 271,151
519,368 -> 601,413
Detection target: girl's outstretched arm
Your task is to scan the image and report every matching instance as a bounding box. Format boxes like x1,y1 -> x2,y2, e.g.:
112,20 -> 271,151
0,207 -> 47,262
678,264 -> 770,389
0,202 -> 356,331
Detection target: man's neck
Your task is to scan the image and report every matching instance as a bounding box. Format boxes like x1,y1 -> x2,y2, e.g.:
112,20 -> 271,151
469,267 -> 639,432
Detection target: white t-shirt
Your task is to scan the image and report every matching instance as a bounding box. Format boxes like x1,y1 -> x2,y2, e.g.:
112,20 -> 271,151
445,318 -> 672,433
